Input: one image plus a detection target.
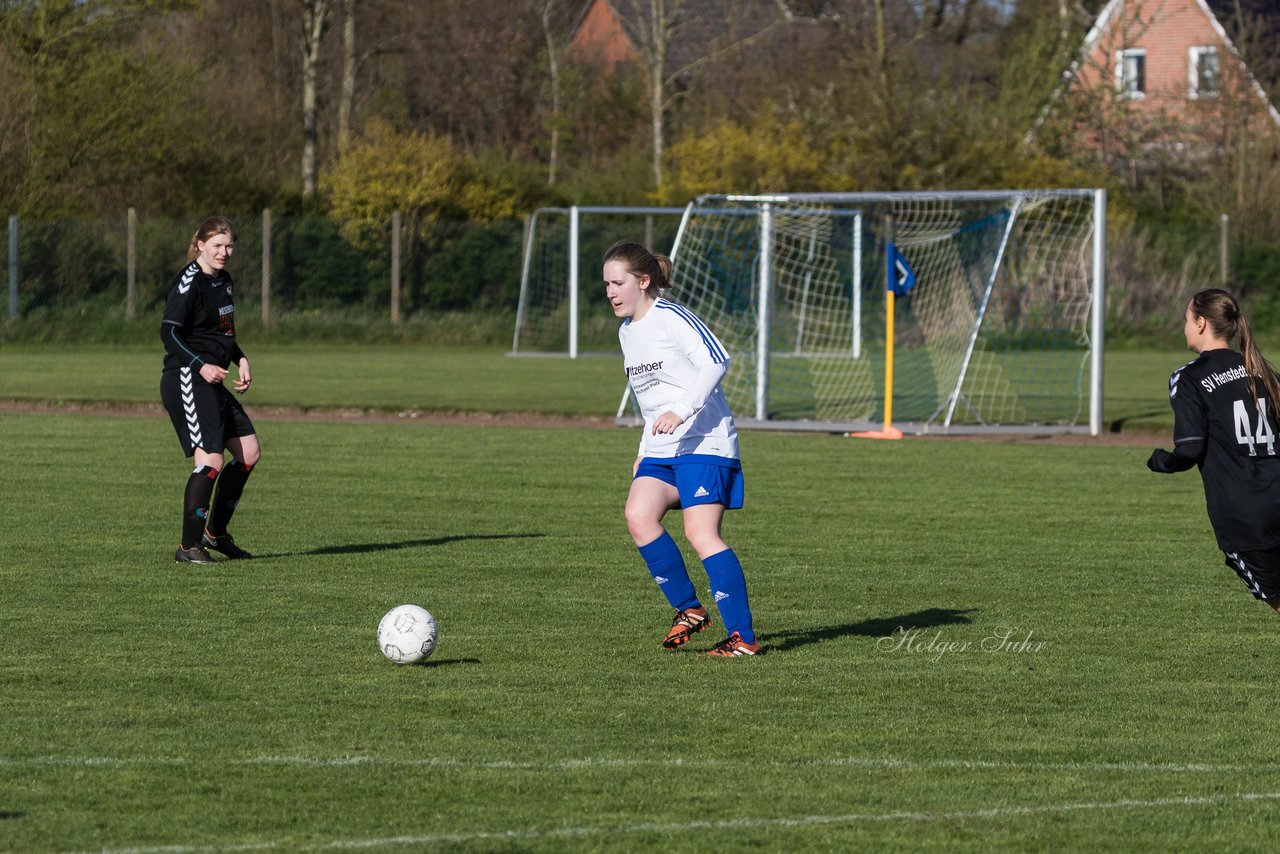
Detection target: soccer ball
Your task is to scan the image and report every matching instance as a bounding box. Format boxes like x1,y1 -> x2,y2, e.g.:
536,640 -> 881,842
377,604 -> 437,665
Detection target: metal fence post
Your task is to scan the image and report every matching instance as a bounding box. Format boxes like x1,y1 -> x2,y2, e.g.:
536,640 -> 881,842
1220,213 -> 1229,287
126,208 -> 137,320
8,215 -> 16,319
262,207 -> 272,327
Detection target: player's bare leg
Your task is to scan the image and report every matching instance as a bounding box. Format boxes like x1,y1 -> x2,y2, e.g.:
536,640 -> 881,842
624,475 -> 679,547
682,502 -> 728,560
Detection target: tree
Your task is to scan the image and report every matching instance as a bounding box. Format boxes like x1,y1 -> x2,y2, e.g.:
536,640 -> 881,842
299,0 -> 332,198
661,112 -> 837,200
1194,4 -> 1280,245
539,0 -> 567,186
322,120 -> 524,309
388,0 -> 546,154
337,0 -> 355,154
323,120 -> 468,232
0,0 -> 202,216
608,0 -> 789,191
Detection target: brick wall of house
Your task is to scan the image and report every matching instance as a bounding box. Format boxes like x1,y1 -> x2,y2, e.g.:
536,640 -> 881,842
568,0 -> 638,70
1075,0 -> 1224,117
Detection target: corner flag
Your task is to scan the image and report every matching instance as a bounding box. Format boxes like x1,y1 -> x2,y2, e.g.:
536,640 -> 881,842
850,239 -> 914,441
887,243 -> 916,296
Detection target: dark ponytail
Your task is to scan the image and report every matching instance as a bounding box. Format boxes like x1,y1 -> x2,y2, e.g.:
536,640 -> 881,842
1190,288 -> 1280,410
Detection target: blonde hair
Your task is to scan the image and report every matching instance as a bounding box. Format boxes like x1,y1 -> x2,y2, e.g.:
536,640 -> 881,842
187,216 -> 237,262
1190,288 -> 1280,409
603,241 -> 673,292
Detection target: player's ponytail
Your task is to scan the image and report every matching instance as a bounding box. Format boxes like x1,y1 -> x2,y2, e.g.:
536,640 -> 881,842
1191,288 -> 1280,411
1238,309 -> 1280,415
654,254 -> 673,291
187,216 -> 238,262
604,241 -> 671,293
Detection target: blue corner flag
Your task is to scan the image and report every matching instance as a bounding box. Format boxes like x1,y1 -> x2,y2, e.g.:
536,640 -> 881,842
887,244 -> 916,296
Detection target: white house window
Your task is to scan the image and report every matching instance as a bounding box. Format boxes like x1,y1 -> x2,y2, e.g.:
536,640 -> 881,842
1116,48 -> 1146,98
1189,45 -> 1220,98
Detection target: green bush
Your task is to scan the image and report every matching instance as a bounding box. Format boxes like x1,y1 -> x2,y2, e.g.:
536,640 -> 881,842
418,221 -> 524,311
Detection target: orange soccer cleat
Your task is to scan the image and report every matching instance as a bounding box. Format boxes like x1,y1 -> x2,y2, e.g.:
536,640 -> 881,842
702,632 -> 761,657
662,606 -> 711,649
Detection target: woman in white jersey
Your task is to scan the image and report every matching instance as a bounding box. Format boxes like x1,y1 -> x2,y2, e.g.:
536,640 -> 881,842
605,241 -> 759,656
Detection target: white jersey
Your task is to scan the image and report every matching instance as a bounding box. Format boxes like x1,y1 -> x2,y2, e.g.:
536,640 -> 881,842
619,297 -> 738,460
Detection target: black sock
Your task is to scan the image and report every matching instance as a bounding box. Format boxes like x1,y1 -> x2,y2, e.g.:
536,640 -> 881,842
208,459 -> 254,537
182,465 -> 219,548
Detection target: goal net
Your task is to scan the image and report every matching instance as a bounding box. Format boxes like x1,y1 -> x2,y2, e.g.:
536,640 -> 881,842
624,191 -> 1105,435
511,206 -> 686,356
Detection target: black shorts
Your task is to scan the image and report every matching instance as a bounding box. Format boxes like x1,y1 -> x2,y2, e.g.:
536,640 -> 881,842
1223,547 -> 1280,603
161,367 -> 255,457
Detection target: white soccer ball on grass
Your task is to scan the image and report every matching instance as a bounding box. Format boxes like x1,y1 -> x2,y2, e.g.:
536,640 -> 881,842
377,604 -> 437,665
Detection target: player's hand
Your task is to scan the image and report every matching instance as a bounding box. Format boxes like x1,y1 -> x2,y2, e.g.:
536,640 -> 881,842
633,456 -> 642,476
651,411 -> 685,435
199,363 -> 228,385
1147,448 -> 1172,472
234,358 -> 252,394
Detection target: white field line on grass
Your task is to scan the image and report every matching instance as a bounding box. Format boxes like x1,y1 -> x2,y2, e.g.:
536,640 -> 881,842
67,792 -> 1280,854
3,754 -> 1273,775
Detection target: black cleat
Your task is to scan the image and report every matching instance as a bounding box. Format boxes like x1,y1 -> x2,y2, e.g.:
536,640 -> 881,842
175,545 -> 218,565
202,531 -> 253,560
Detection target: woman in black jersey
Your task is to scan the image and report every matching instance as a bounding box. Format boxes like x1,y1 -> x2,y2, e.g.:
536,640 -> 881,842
160,216 -> 259,565
1148,288 -> 1280,612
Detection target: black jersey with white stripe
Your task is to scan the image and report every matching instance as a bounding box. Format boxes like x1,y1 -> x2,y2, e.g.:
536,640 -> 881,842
160,261 -> 244,372
1169,348 -> 1280,550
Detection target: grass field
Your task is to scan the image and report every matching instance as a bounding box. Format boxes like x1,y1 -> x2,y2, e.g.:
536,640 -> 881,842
4,346 -> 1280,851
0,344 -> 1194,431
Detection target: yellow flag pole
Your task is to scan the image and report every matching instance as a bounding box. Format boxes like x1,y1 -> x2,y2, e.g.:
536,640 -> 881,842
882,289 -> 898,432
849,232 -> 904,440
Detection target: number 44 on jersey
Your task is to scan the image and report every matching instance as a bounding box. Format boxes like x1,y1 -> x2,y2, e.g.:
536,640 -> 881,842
1235,398 -> 1277,456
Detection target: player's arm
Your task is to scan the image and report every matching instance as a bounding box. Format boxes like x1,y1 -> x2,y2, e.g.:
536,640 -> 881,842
1147,441 -> 1204,473
161,285 -> 228,384
1148,364 -> 1207,473
658,361 -> 728,425
160,283 -> 206,372
233,355 -> 252,394
652,313 -> 731,433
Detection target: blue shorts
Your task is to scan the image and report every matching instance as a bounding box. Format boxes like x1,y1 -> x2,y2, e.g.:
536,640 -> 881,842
634,455 -> 744,510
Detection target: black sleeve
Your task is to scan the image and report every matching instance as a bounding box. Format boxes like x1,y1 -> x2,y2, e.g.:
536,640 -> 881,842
1147,442 -> 1203,473
160,280 -> 205,369
1150,363 -> 1208,473
1169,365 -> 1207,447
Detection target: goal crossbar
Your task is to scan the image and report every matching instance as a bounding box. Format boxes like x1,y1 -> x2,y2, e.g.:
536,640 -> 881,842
615,190 -> 1106,436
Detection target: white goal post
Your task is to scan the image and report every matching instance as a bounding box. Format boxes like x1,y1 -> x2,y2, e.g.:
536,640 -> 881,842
615,190 -> 1107,436
511,205 -> 687,357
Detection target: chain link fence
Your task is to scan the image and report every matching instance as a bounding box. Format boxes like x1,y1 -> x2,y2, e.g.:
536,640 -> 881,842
2,211 -> 528,332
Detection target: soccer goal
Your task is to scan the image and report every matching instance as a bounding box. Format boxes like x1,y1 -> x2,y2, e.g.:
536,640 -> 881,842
617,190 -> 1107,435
511,206 -> 687,357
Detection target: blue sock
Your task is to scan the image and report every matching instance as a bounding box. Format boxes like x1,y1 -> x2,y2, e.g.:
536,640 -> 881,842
703,549 -> 754,643
637,531 -> 699,611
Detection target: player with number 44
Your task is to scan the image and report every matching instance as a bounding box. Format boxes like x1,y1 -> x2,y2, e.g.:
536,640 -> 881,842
1148,288 -> 1280,615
